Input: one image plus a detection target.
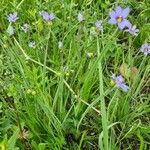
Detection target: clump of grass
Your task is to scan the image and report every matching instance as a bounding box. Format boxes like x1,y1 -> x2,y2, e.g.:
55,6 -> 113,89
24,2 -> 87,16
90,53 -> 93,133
0,0 -> 150,150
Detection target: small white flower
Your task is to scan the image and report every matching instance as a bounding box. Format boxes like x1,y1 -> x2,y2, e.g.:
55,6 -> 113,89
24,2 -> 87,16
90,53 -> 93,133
86,52 -> 94,58
28,41 -> 36,48
8,25 -> 14,36
58,41 -> 63,49
140,43 -> 150,55
77,12 -> 84,22
22,23 -> 30,33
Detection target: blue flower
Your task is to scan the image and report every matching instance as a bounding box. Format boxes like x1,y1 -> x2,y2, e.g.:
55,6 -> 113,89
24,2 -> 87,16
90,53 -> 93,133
40,11 -> 55,21
49,13 -> 55,20
109,6 -> 131,30
7,12 -> 18,23
22,24 -> 30,33
95,20 -> 103,31
112,74 -> 129,91
140,43 -> 150,55
125,25 -> 139,36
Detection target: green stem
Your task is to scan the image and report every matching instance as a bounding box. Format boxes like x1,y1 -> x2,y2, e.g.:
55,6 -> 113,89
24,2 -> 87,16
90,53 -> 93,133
13,37 -> 101,114
43,29 -> 51,90
97,37 -> 108,150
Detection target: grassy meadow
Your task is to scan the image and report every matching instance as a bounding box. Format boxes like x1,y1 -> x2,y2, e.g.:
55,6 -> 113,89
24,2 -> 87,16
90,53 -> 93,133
0,0 -> 150,149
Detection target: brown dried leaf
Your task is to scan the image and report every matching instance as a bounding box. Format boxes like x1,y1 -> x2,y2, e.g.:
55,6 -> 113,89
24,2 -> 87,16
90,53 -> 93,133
131,67 -> 139,81
119,63 -> 129,78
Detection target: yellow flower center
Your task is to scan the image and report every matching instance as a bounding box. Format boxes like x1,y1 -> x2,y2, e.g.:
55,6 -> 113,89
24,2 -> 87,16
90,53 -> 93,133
110,80 -> 116,86
117,16 -> 123,22
48,21 -> 53,26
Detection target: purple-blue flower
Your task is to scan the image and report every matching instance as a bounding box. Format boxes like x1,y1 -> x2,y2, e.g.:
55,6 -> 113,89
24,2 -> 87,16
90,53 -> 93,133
40,11 -> 55,21
140,43 -> 150,55
49,13 -> 55,20
112,74 -> 129,91
125,25 -> 139,36
109,6 -> 131,30
7,12 -> 18,23
22,23 -> 30,33
40,11 -> 49,21
95,20 -> 103,31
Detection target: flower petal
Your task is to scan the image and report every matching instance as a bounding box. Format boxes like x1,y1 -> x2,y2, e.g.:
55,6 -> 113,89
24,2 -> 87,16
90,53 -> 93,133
119,83 -> 129,91
111,74 -> 116,80
109,11 -> 116,18
132,25 -> 136,30
14,12 -> 17,16
124,20 -> 132,28
122,7 -> 130,18
144,52 -> 148,55
135,29 -> 139,33
148,47 -> 150,54
118,22 -> 126,30
49,13 -> 55,20
116,75 -> 124,83
115,6 -> 123,16
125,29 -> 129,32
142,43 -> 149,49
108,18 -> 117,24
